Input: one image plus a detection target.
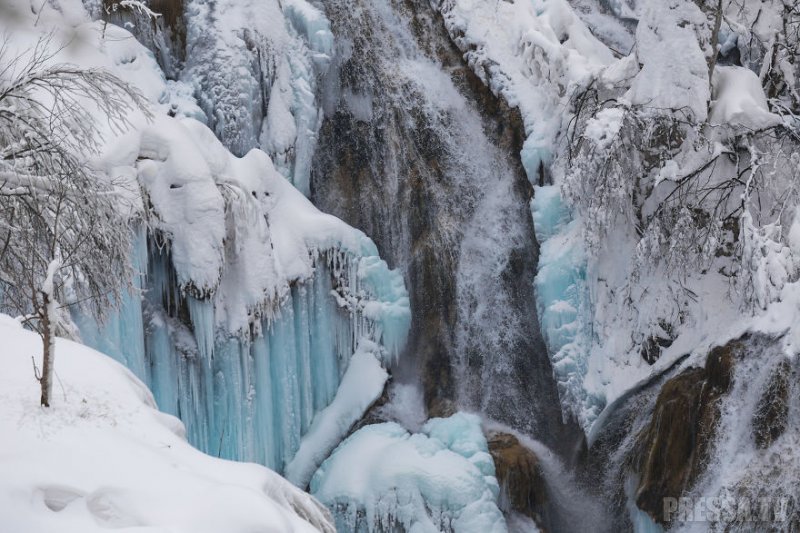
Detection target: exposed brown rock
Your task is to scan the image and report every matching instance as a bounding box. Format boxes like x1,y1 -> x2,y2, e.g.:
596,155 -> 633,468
349,380 -> 393,435
753,359 -> 791,449
634,339 -> 739,525
102,0 -> 184,32
488,432 -> 548,527
427,396 -> 457,420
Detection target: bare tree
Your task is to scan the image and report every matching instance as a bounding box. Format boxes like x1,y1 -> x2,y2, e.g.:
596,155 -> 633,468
0,35 -> 150,406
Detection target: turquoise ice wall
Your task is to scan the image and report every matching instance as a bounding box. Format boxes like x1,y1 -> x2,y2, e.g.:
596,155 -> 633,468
79,228 -> 410,473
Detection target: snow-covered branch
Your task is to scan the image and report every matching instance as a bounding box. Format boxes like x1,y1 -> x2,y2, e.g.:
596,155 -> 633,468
0,34 -> 148,406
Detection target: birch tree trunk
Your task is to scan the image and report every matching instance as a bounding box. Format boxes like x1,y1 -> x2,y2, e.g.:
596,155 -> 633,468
39,290 -> 55,407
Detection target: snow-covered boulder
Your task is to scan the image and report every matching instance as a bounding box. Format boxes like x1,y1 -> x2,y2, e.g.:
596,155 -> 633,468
310,413 -> 506,533
0,315 -> 334,533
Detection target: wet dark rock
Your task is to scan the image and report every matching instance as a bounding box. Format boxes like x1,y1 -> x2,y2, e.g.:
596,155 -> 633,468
753,359 -> 791,449
633,339 -> 739,525
349,380 -> 393,435
488,432 -> 548,527
640,321 -> 675,365
99,0 -> 186,78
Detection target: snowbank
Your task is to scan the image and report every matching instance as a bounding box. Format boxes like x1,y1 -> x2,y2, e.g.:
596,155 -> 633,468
0,315 -> 334,533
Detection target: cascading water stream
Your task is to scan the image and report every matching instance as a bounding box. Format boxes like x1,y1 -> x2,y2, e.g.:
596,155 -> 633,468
310,0 -> 579,453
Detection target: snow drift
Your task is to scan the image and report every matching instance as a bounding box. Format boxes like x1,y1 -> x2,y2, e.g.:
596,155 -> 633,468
0,315 -> 334,533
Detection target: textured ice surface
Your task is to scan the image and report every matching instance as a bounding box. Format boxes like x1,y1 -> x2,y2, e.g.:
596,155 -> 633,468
532,186 -> 598,427
100,116 -> 411,469
311,413 -> 506,533
181,0 -> 332,196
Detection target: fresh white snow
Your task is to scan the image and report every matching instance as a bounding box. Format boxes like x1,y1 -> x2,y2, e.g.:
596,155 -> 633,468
285,340 -> 389,489
710,66 -> 781,130
0,315 -> 334,533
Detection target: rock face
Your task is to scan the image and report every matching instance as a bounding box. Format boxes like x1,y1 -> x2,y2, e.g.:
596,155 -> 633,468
633,339 -> 739,524
488,432 -> 548,526
97,0 -> 186,78
753,358 -> 791,449
311,0 -> 578,454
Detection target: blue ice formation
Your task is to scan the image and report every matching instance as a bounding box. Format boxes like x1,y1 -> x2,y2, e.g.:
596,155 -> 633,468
530,180 -> 600,429
79,227 -> 410,474
310,413 -> 507,533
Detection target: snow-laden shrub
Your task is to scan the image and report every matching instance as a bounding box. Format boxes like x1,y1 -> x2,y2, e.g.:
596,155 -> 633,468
560,64 -> 800,356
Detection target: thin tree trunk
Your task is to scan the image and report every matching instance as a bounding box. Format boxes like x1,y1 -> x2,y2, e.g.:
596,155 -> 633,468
708,0 -> 724,83
40,291 -> 55,407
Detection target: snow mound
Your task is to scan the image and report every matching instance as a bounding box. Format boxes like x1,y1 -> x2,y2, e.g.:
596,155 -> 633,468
310,413 -> 506,533
624,1 -> 711,122
710,66 -> 781,130
285,340 -> 389,489
0,316 -> 334,533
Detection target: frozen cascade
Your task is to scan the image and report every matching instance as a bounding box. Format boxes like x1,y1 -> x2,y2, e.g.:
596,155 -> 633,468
80,7 -> 585,521
82,239 -> 410,472
179,0 -> 333,196
74,225 -> 149,382
67,1 -> 611,530
531,186 -> 599,428
303,1 -> 600,528
76,107 -> 410,474
97,0 -> 335,196
10,2 -> 800,533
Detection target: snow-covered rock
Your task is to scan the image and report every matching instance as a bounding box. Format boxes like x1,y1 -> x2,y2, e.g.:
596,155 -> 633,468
310,413 -> 506,533
285,340 -> 389,489
436,0 -> 614,178
624,0 -> 712,122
